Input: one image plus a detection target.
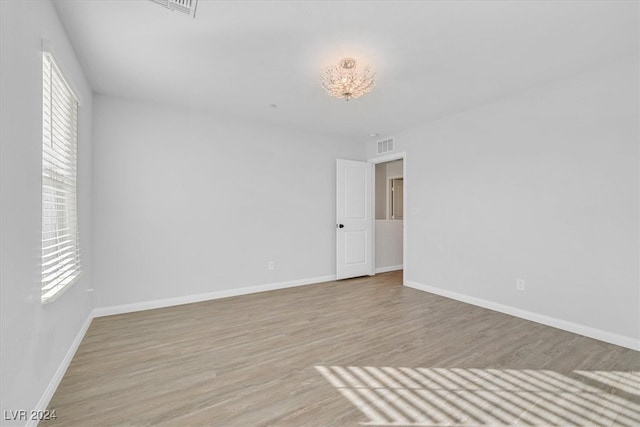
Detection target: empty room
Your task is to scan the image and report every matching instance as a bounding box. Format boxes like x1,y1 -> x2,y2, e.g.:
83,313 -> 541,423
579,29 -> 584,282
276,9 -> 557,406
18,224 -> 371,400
1,0 -> 638,426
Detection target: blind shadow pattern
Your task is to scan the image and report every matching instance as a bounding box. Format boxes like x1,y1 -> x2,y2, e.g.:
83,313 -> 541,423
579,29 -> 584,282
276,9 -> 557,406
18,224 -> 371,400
315,366 -> 640,426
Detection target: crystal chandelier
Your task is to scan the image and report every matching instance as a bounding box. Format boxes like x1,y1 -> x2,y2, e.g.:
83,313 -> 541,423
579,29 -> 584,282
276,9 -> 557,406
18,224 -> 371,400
320,58 -> 375,101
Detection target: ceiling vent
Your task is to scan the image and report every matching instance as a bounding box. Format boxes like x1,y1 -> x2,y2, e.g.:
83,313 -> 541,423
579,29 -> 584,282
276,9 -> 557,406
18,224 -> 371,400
150,0 -> 198,17
377,138 -> 395,155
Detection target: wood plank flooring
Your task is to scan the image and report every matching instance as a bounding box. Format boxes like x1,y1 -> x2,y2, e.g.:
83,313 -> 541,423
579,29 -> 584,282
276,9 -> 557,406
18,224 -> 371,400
42,271 -> 639,426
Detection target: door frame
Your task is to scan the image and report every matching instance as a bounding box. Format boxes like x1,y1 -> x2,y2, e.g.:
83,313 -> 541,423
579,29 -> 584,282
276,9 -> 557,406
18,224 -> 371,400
387,175 -> 403,220
368,152 -> 407,278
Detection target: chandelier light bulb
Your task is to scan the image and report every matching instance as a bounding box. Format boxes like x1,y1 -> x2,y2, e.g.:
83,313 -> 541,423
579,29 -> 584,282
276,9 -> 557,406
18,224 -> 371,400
320,57 -> 376,101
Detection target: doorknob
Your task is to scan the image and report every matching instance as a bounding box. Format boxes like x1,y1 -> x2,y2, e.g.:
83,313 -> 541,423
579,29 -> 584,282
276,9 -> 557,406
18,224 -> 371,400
337,224 -> 344,228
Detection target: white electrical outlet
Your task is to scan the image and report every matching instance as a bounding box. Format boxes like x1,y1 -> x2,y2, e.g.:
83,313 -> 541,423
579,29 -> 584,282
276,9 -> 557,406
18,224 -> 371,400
268,261 -> 275,271
516,279 -> 525,291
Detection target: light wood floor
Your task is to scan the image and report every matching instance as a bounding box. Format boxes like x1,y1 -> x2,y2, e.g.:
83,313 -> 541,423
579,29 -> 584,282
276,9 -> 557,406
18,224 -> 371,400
43,271 -> 639,426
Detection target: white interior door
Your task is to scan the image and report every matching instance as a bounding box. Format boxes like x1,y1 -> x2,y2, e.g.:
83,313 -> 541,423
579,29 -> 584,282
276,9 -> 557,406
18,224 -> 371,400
336,159 -> 373,280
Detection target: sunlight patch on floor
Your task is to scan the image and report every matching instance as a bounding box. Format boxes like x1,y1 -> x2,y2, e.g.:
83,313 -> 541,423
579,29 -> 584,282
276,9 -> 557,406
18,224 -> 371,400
315,366 -> 640,426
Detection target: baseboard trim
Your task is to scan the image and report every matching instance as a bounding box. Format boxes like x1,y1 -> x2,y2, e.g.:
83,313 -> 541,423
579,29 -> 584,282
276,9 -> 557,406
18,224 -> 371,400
29,275 -> 338,424
28,312 -> 94,427
404,280 -> 640,351
375,265 -> 403,274
94,275 -> 337,318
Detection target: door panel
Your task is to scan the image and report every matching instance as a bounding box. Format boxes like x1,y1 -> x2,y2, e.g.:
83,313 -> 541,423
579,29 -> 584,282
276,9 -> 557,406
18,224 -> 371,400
344,167 -> 366,219
344,230 -> 367,265
337,159 -> 373,279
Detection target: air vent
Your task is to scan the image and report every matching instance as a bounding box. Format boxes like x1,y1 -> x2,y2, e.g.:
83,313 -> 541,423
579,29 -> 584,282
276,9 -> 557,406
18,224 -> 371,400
150,0 -> 198,17
377,138 -> 395,155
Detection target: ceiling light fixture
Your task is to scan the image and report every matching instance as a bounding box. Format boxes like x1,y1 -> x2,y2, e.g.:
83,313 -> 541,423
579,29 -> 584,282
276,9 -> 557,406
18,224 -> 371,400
320,58 -> 375,101
150,0 -> 198,18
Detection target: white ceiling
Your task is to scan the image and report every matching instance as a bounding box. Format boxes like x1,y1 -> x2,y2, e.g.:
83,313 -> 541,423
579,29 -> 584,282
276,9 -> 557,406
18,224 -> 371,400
52,0 -> 638,142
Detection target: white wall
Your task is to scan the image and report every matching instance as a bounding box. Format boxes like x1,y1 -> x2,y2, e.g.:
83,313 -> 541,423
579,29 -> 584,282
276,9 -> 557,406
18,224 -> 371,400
386,160 -> 403,179
0,0 -> 93,423
368,56 -> 639,347
92,95 -> 364,308
375,221 -> 403,271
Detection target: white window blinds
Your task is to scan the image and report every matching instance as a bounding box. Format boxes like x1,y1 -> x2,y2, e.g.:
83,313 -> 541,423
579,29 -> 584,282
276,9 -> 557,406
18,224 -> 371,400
42,52 -> 80,303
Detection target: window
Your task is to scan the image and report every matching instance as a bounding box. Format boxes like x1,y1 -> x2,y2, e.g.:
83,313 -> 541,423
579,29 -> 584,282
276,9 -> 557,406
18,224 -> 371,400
41,52 -> 80,303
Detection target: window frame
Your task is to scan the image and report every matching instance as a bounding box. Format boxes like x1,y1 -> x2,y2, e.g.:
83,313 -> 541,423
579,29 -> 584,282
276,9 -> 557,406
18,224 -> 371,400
41,51 -> 81,304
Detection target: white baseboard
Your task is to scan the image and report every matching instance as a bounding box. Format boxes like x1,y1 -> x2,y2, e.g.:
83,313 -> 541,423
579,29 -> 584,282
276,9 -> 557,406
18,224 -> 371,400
29,275 -> 337,426
376,265 -> 403,274
34,274 -> 635,427
93,275 -> 337,318
27,312 -> 94,427
404,280 -> 640,351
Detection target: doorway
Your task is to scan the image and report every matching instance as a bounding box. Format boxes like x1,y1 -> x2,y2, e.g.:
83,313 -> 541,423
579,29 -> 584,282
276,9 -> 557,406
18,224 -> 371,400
390,178 -> 404,220
373,157 -> 404,273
